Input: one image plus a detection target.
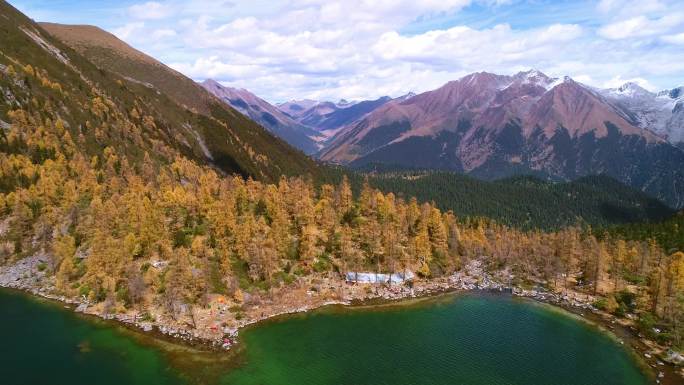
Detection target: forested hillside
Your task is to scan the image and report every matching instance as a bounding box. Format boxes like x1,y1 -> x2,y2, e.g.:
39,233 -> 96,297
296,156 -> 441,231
603,212 -> 684,254
0,0 -> 682,352
361,170 -> 674,230
21,17 -> 320,183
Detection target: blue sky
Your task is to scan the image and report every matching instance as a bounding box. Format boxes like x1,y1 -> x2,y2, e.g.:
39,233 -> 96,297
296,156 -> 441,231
10,0 -> 684,102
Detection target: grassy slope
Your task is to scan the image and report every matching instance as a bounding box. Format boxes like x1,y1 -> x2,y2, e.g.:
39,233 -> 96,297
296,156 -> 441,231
39,23 -> 213,114
37,21 -> 320,182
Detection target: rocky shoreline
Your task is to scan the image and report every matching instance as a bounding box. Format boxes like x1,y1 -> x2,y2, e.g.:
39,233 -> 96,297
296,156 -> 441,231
1,256 -> 682,383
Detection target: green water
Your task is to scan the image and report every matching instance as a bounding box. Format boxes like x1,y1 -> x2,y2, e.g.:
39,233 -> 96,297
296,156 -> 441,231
0,289 -> 649,385
0,289 -> 185,385
223,293 -> 648,385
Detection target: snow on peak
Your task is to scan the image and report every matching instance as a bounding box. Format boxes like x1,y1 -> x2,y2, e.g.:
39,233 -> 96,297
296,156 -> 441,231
614,82 -> 651,97
335,99 -> 358,108
517,69 -> 548,80
599,82 -> 684,144
657,87 -> 684,101
395,91 -> 416,102
506,69 -> 559,90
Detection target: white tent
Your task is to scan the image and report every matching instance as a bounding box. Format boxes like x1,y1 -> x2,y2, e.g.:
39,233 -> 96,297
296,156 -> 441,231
345,271 -> 414,284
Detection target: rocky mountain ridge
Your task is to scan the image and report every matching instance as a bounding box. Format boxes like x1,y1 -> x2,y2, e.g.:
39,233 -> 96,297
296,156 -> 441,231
317,70 -> 684,208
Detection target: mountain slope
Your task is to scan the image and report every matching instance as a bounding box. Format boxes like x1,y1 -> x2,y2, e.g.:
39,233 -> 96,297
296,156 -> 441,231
201,79 -> 319,154
599,82 -> 684,145
38,22 -> 319,182
0,5 -> 204,174
320,71 -> 684,208
39,22 -> 213,114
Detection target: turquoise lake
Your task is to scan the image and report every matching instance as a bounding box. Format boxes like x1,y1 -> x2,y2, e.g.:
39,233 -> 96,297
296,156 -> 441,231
0,289 -> 649,385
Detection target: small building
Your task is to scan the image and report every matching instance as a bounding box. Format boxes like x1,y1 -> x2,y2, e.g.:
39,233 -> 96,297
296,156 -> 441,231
151,260 -> 169,269
345,271 -> 414,284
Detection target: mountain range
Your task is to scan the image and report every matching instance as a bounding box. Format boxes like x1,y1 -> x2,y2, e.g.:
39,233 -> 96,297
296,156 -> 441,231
201,70 -> 684,208
200,82 -> 412,153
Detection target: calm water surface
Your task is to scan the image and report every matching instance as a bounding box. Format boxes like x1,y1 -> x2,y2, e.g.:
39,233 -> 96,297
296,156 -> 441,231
0,289 -> 649,385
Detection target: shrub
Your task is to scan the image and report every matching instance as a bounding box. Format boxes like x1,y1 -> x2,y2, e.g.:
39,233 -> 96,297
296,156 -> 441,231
78,284 -> 91,297
312,258 -> 330,273
593,298 -> 608,310
615,290 -> 637,313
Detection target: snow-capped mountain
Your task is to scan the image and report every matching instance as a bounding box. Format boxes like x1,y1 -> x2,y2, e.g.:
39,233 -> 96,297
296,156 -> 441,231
318,70 -> 684,208
599,83 -> 684,145
335,99 -> 357,108
277,99 -> 321,120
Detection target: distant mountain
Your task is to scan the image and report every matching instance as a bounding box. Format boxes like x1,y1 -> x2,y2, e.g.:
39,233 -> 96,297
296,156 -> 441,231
335,99 -> 357,108
599,82 -> 684,145
277,99 -> 320,120
291,102 -> 340,131
39,22 -> 320,181
277,95 -> 402,143
201,79 -> 320,154
311,96 -> 394,138
319,70 -> 684,208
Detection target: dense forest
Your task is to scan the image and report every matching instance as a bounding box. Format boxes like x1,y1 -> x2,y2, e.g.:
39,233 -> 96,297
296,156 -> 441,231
360,170 -> 675,230
603,213 -> 684,254
0,96 -> 682,347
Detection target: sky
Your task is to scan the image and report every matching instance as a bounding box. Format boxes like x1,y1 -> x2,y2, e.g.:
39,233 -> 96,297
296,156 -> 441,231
10,0 -> 684,103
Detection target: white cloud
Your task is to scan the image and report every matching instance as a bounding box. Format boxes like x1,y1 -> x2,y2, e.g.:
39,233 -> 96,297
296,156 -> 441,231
371,23 -> 582,68
152,28 -> 177,39
662,32 -> 684,44
596,0 -> 667,16
572,74 -> 594,84
128,2 -> 174,20
598,13 -> 684,40
596,0 -> 621,13
112,22 -> 145,40
170,56 -> 263,79
64,0 -> 684,101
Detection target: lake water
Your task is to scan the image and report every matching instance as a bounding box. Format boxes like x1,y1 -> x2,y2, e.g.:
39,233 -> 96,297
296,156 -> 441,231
0,289 -> 649,385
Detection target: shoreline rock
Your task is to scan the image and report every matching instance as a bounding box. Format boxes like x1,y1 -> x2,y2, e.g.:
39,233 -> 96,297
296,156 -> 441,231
1,258 -> 682,382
